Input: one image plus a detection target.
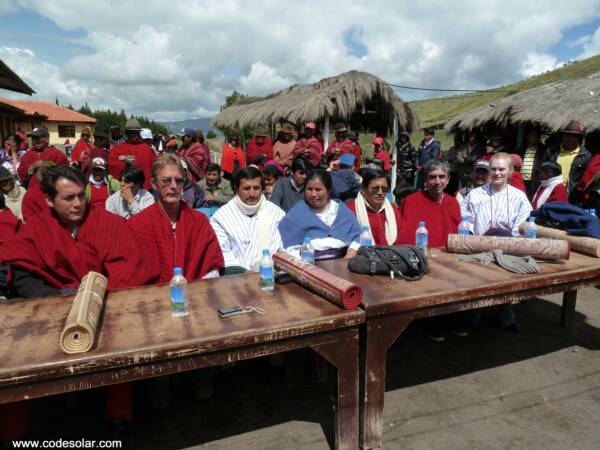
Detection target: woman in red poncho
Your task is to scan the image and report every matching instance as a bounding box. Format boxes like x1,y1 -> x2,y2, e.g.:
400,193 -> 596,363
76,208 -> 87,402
220,135 -> 246,181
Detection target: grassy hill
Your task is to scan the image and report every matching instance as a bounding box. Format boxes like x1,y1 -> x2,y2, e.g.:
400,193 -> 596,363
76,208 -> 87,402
409,54 -> 600,129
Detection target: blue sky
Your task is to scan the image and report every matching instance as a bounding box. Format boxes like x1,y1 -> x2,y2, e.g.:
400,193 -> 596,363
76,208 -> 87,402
1,1 -> 600,120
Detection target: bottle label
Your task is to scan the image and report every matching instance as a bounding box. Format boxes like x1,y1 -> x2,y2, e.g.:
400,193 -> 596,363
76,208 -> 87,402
458,229 -> 470,235
260,266 -> 274,282
416,233 -> 428,249
171,286 -> 185,307
524,230 -> 537,239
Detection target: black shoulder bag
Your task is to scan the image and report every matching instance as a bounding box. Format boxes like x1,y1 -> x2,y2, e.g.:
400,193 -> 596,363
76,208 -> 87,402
347,245 -> 429,280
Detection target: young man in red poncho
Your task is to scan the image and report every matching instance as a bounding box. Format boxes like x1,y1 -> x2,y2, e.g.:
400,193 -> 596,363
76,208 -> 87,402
0,165 -> 159,443
292,122 -> 323,167
108,118 -> 156,190
177,127 -> 210,183
130,153 -> 224,283
70,127 -> 93,164
17,126 -> 68,188
246,126 -> 274,166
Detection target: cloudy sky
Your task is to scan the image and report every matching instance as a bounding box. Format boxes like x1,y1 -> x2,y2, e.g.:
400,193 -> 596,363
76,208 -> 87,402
2,0 -> 600,121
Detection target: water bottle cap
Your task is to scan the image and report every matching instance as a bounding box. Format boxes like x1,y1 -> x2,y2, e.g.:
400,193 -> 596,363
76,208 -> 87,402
419,221 -> 425,227
173,267 -> 182,275
362,225 -> 369,232
262,248 -> 270,256
528,216 -> 536,222
303,237 -> 311,244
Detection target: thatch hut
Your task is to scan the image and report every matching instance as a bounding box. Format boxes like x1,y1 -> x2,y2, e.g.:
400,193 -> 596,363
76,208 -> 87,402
211,70 -> 419,139
445,73 -> 600,134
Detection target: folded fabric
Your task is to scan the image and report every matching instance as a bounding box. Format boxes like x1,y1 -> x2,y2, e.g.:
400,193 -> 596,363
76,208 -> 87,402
457,249 -> 539,274
534,201 -> 600,239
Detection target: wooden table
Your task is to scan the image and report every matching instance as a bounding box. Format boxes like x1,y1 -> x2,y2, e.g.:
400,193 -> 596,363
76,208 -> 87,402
0,274 -> 365,450
320,250 -> 600,449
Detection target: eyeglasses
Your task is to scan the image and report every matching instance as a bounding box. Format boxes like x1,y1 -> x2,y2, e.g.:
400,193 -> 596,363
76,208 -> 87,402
368,185 -> 389,193
158,177 -> 185,187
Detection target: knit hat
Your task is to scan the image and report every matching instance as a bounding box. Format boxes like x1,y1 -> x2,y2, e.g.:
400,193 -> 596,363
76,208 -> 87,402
0,166 -> 13,182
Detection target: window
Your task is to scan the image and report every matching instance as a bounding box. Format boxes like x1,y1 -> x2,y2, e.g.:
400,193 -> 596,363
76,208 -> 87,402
58,125 -> 75,138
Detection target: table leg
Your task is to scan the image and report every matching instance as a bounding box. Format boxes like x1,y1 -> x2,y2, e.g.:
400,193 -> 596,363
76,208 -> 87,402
561,290 -> 577,329
311,330 -> 360,450
361,315 -> 412,450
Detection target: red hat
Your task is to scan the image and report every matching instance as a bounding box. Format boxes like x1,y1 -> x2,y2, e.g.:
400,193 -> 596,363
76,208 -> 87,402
305,122 -> 316,129
373,137 -> 384,145
510,153 -> 523,168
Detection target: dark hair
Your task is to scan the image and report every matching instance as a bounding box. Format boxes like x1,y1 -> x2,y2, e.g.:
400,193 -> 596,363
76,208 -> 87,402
538,161 -> 562,177
0,193 -> 5,210
206,163 -> 221,173
232,166 -> 263,190
424,128 -> 435,136
361,168 -> 387,188
305,169 -> 332,192
120,167 -> 145,185
3,133 -> 21,146
393,179 -> 413,202
41,165 -> 87,199
262,164 -> 281,178
291,157 -> 311,173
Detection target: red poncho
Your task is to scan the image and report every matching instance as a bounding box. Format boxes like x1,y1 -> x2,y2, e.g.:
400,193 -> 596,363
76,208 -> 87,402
0,209 -> 19,247
80,146 -> 110,174
397,191 -> 461,248
509,171 -> 527,194
18,147 -> 69,186
246,137 -> 274,165
0,206 -> 159,290
577,153 -> 600,192
374,150 -> 392,172
221,144 -> 246,175
293,137 -> 323,167
70,138 -> 93,163
109,142 -> 156,189
21,177 -> 47,222
326,139 -> 354,162
129,202 -> 224,283
346,200 -> 402,246
177,142 -> 209,183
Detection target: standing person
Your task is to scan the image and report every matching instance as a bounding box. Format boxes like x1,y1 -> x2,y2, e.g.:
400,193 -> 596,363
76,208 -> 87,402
481,131 -> 505,161
0,167 -> 26,220
106,167 -> 155,219
269,157 -> 310,212
246,126 -> 274,166
140,128 -> 157,154
325,123 -> 354,164
292,122 -> 322,167
17,126 -> 68,188
273,123 -> 297,169
177,128 -> 210,183
346,131 -> 362,171
195,129 -> 211,164
515,126 -> 547,198
397,160 -> 461,248
85,157 -> 120,208
416,129 -> 441,190
347,168 -> 401,246
396,131 -> 417,187
109,125 -> 125,148
210,167 -> 285,272
198,163 -> 235,207
70,127 -> 93,164
109,119 -> 157,190
129,154 -> 224,283
220,135 -> 246,181
455,131 -> 485,187
372,137 -> 392,174
456,160 -> 490,203
155,132 -> 166,153
531,162 -> 568,210
1,134 -> 26,178
80,127 -> 110,175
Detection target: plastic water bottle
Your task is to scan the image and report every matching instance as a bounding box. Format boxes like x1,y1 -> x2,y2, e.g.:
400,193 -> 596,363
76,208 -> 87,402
301,237 -> 315,264
458,216 -> 471,235
415,221 -> 428,251
360,225 -> 373,247
524,216 -> 537,239
170,267 -> 189,317
259,248 -> 274,292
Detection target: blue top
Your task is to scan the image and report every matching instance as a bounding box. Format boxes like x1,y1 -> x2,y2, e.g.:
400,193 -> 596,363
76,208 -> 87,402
278,199 -> 362,248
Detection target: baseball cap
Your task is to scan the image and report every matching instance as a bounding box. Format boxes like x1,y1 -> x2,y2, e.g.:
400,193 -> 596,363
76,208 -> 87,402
181,128 -> 195,137
338,153 -> 356,167
91,157 -> 107,170
373,137 -> 384,146
140,128 -> 153,140
473,160 -> 490,171
305,122 -> 316,129
28,126 -> 49,137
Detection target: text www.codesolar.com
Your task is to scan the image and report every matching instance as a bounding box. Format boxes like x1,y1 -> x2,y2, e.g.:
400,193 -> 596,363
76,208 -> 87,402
12,439 -> 122,448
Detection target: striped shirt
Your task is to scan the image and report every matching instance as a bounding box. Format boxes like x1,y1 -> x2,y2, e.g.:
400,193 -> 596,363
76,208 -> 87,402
210,199 -> 285,271
461,184 -> 532,236
521,146 -> 537,181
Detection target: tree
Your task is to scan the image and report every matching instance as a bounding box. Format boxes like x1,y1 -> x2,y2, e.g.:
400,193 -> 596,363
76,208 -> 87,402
206,130 -> 217,139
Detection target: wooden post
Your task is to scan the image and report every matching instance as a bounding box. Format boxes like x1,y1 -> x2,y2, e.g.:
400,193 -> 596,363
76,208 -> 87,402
323,116 -> 330,152
391,115 -> 398,192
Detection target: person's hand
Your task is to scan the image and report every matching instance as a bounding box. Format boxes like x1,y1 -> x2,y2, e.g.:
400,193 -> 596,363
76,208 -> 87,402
120,185 -> 135,204
344,248 -> 358,259
264,185 -> 274,194
32,160 -> 43,170
204,192 -> 216,202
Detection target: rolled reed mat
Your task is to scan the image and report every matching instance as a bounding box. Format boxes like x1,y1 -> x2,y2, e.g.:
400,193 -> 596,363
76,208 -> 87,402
518,222 -> 600,258
60,272 -> 107,354
273,252 -> 363,309
447,234 -> 570,260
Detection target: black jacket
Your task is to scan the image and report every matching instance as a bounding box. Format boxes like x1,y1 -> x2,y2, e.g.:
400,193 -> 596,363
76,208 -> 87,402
544,145 -> 592,195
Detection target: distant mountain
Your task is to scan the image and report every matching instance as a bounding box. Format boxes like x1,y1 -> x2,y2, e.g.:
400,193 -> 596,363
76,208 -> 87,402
160,117 -> 222,135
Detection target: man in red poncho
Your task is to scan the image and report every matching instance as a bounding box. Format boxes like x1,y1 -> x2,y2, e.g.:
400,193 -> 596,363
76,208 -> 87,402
177,128 -> 210,183
130,154 -> 224,283
0,165 -> 159,441
21,161 -> 56,222
70,127 -> 93,164
292,122 -> 323,167
325,123 -> 354,163
245,126 -> 274,166
17,126 -> 68,187
109,118 -> 156,190
80,127 -> 110,175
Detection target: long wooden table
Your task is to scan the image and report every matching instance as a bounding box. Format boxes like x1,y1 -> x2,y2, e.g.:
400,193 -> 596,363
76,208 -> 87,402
0,273 -> 365,450
320,250 -> 600,450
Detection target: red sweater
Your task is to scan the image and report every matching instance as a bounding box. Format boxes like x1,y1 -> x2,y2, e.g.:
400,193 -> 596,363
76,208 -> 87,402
18,147 -> 68,186
509,171 -> 527,194
71,138 -> 92,163
109,142 -> 156,189
532,183 -> 568,210
398,191 -> 461,248
246,137 -> 274,165
346,200 -> 402,246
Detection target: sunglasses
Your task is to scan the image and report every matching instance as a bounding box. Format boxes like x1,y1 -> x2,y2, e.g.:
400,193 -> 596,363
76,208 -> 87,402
368,185 -> 389,193
158,177 -> 185,187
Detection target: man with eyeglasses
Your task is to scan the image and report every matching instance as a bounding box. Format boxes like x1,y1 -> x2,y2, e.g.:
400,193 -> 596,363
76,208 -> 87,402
130,154 -> 224,283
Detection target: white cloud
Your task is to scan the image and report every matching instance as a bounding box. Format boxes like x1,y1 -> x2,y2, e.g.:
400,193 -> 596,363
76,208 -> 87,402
2,0 -> 600,120
578,26 -> 600,59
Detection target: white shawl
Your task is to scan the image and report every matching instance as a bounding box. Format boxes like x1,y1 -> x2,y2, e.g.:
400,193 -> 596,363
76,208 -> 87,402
534,175 -> 564,209
233,194 -> 271,264
355,191 -> 397,245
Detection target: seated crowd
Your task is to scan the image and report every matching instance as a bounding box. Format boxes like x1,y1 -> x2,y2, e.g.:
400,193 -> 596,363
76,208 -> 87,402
1,117 -> 598,441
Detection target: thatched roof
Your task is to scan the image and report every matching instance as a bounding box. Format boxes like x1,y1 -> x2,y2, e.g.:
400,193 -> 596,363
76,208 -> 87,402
211,71 -> 418,134
446,72 -> 600,133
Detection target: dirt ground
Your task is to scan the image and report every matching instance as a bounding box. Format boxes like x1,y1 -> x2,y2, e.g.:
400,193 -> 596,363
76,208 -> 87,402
26,287 -> 600,449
